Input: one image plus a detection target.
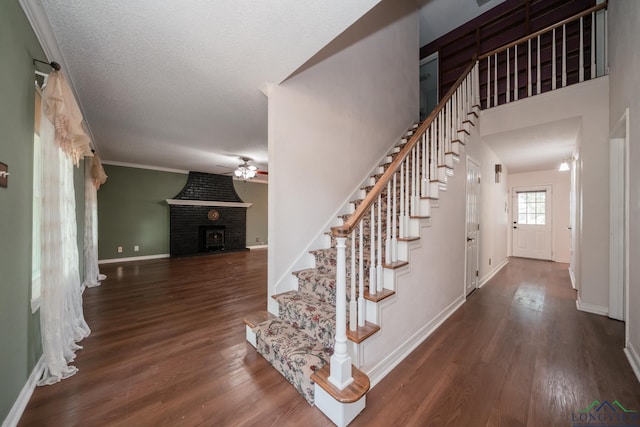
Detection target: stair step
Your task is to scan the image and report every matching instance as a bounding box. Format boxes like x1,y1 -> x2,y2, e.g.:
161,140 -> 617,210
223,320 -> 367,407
364,287 -> 395,302
255,317 -> 332,404
346,320 -> 380,344
243,310 -> 276,328
383,260 -> 409,269
397,236 -> 420,242
311,364 -> 370,404
294,269 -> 336,305
273,291 -> 336,349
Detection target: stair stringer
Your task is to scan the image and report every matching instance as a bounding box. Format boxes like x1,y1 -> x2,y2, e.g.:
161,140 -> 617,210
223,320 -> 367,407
269,123 -> 420,314
350,140 -> 472,387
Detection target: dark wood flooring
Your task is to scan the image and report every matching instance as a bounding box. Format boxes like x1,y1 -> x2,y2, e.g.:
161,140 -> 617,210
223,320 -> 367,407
19,253 -> 640,426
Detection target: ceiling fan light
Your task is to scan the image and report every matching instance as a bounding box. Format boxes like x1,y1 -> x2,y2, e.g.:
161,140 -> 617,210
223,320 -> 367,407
559,161 -> 570,171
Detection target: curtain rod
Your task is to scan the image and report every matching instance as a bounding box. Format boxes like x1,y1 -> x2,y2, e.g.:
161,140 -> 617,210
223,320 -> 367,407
33,59 -> 61,71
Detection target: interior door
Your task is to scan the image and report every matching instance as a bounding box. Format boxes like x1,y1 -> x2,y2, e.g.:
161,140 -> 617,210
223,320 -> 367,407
465,159 -> 480,296
512,186 -> 552,260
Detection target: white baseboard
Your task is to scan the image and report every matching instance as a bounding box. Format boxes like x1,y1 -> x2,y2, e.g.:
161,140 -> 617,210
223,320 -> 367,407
569,267 -> 576,289
366,294 -> 466,388
553,257 -> 571,263
98,254 -> 170,264
575,298 -> 608,316
248,245 -> 268,250
2,356 -> 45,427
624,341 -> 640,385
479,258 -> 509,288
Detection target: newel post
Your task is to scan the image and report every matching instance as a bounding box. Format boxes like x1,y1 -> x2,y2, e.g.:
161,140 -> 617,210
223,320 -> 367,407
329,236 -> 354,390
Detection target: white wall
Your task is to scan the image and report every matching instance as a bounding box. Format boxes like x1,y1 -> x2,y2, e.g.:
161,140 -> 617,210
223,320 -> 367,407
268,4 -> 419,310
466,127 -> 510,284
608,0 -> 640,379
480,77 -> 610,312
508,169 -> 572,263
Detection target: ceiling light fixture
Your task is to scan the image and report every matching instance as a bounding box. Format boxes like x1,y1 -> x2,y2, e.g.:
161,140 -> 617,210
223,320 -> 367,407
559,159 -> 570,171
234,158 -> 258,181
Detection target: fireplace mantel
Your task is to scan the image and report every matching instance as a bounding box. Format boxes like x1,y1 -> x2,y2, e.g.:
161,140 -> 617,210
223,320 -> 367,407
166,199 -> 252,208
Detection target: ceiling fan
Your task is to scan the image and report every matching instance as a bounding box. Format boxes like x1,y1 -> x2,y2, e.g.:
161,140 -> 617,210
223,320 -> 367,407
220,157 -> 267,180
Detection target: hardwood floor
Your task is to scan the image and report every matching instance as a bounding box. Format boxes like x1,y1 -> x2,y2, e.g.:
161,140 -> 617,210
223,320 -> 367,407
19,253 -> 640,426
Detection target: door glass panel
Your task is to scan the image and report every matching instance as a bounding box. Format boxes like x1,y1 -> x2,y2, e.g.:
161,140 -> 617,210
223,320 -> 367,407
516,190 -> 546,224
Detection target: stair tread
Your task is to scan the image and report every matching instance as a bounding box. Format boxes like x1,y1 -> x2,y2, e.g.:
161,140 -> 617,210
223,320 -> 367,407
364,287 -> 395,302
273,291 -> 337,348
255,317 -> 333,404
346,320 -> 380,344
243,310 -> 276,328
311,364 -> 370,404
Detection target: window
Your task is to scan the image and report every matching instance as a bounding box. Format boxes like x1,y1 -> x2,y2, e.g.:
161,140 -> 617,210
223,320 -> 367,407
516,191 -> 546,225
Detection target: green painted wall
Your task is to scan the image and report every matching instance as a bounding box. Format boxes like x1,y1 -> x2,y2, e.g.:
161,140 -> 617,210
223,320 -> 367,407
0,3 -> 88,420
0,0 -> 44,420
233,180 -> 268,246
98,165 -> 188,259
97,166 -> 269,260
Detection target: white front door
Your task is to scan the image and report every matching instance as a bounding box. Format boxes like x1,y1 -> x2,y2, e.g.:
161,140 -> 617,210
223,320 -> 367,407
465,159 -> 480,296
512,186 -> 553,260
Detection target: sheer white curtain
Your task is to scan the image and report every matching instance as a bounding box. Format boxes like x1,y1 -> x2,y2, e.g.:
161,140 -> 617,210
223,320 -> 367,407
83,155 -> 107,289
38,71 -> 92,385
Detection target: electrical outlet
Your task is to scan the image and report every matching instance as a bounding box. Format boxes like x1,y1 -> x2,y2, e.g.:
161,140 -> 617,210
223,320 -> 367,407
256,237 -> 260,242
134,245 -> 139,252
117,246 -> 123,253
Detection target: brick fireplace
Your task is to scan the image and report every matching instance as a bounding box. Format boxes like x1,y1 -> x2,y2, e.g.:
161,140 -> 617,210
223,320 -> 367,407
168,172 -> 251,257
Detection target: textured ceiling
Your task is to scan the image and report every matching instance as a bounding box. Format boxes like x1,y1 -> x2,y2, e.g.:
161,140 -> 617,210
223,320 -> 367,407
36,0 -> 382,175
30,0 -> 562,178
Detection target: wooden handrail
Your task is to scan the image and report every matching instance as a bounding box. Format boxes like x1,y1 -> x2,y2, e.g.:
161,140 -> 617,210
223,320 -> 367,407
331,57 -> 477,238
479,2 -> 608,60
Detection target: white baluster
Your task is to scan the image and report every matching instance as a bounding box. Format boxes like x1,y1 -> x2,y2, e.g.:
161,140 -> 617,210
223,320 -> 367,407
562,24 -> 567,87
358,219 -> 364,327
552,28 -> 557,90
475,60 -> 480,107
591,11 -> 596,79
369,204 -> 376,296
385,181 -> 391,263
528,39 -> 532,97
579,17 -> 584,82
349,229 -> 356,331
391,173 -> 397,262
487,56 -> 491,108
537,35 -> 541,94
506,47 -> 510,103
494,54 -> 498,106
412,144 -> 418,217
422,130 -> 428,197
376,193 -> 383,292
404,156 -> 410,236
514,44 -> 518,101
399,161 -> 405,238
329,236 -> 353,390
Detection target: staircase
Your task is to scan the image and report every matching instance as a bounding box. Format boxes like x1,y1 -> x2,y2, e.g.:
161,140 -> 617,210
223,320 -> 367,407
244,59 -> 480,425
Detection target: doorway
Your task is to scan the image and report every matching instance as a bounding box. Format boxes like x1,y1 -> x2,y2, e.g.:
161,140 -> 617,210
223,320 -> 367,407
465,158 -> 480,296
512,185 -> 553,260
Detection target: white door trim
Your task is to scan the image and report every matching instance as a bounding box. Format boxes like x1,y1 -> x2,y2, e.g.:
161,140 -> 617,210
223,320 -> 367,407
465,156 -> 481,296
609,108 -> 630,325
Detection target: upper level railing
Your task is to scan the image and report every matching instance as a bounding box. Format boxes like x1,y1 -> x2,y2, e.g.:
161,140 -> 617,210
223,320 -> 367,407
479,2 -> 608,109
